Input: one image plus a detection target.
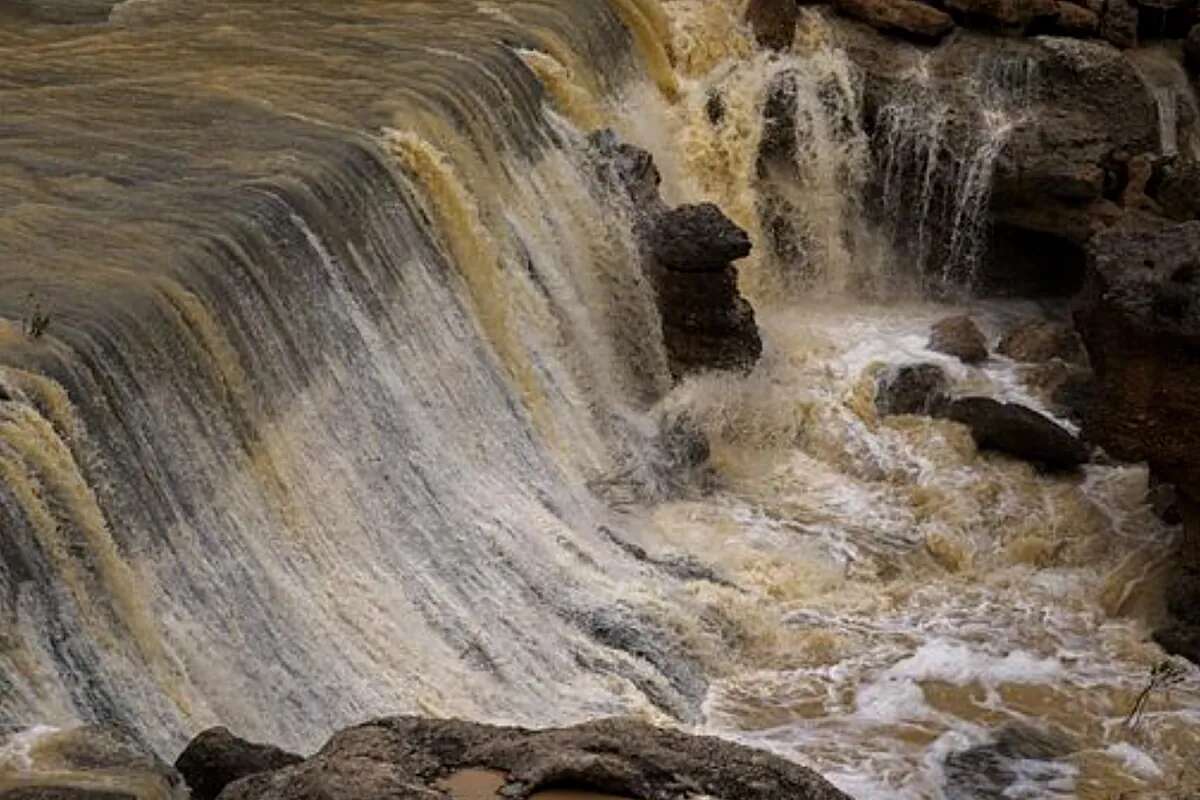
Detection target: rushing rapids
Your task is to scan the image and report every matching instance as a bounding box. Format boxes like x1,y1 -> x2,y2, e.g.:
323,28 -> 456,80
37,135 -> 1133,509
1,1 -> 1198,798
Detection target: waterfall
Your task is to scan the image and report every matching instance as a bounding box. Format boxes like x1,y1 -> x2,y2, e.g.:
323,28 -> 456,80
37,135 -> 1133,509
874,53 -> 1037,291
3,3 -> 1199,798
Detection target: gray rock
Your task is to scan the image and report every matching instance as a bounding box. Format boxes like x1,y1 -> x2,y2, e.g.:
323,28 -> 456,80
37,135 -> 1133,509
216,717 -> 851,800
876,363 -> 951,416
942,396 -> 1090,468
944,724 -> 1075,800
176,727 -> 304,800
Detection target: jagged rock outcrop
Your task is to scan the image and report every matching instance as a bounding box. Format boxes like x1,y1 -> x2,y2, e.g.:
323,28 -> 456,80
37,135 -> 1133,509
929,315 -> 990,363
215,717 -> 850,800
942,396 -> 1090,468
590,131 -> 762,380
746,0 -> 800,51
832,0 -> 956,42
1075,221 -> 1200,661
876,363 -> 951,415
997,319 -> 1087,363
175,727 -> 304,800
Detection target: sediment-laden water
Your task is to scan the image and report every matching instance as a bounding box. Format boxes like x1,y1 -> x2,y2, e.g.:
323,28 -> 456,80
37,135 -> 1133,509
1,2 -> 1197,798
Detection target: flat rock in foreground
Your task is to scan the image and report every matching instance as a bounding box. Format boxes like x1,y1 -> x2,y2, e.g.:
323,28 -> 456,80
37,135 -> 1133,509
216,716 -> 850,800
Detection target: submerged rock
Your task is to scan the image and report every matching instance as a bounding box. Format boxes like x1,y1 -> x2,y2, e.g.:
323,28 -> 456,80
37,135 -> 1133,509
943,397 -> 1089,468
876,363 -> 951,416
943,724 -> 1075,800
929,315 -> 989,364
945,0 -> 1059,32
832,0 -> 956,42
996,319 -> 1086,364
216,717 -> 850,800
746,0 -> 800,51
176,727 -> 303,800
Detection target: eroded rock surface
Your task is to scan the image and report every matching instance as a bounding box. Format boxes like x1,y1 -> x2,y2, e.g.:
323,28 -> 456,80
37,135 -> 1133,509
215,717 -> 850,800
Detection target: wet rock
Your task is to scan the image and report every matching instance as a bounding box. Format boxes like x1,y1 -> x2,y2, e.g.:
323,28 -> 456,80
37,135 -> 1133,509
649,204 -> 752,273
586,129 -> 667,218
1155,159 -> 1200,221
832,0 -> 956,42
588,133 -> 762,380
875,363 -> 951,416
1187,24 -> 1200,73
0,726 -> 186,800
217,717 -> 851,800
746,0 -> 800,51
942,397 -> 1090,469
945,0 -> 1059,31
1099,0 -> 1138,46
996,319 -> 1086,364
1052,0 -> 1100,35
928,315 -> 989,364
656,410 -> 711,471
648,206 -> 762,378
1149,480 -> 1183,525
1074,221 -> 1200,493
175,727 -> 303,800
1153,623 -> 1200,664
943,724 -> 1075,800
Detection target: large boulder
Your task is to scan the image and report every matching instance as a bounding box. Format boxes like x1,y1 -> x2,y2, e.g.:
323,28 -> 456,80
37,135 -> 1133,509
929,315 -> 990,364
175,727 -> 304,800
832,0 -> 957,42
588,135 -> 762,380
1052,0 -> 1100,35
649,204 -> 753,273
746,0 -> 800,51
876,363 -> 951,416
216,717 -> 850,800
1074,221 -> 1200,491
996,319 -> 1087,364
942,397 -> 1090,468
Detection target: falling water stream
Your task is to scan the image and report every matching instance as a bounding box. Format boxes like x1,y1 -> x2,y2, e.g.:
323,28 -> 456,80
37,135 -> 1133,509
1,1 -> 1198,798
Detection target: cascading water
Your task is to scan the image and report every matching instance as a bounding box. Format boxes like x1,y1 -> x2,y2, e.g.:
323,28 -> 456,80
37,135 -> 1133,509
874,52 -> 1038,291
2,2 -> 1199,799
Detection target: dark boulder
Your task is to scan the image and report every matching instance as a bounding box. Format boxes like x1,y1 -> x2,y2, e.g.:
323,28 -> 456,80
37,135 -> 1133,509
945,0 -> 1059,31
832,0 -> 957,42
876,363 -> 951,416
997,319 -> 1086,364
942,397 -> 1090,468
1155,159 -> 1200,222
1187,24 -> 1200,73
1099,0 -> 1138,47
586,129 -> 667,217
216,717 -> 851,800
929,315 -> 989,364
1153,624 -> 1200,664
1074,221 -> 1200,491
649,203 -> 753,273
176,727 -> 304,800
746,0 -> 800,51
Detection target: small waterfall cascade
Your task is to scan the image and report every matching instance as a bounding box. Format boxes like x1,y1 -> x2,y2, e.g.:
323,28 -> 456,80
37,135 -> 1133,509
874,52 -> 1039,291
1130,46 -> 1200,160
